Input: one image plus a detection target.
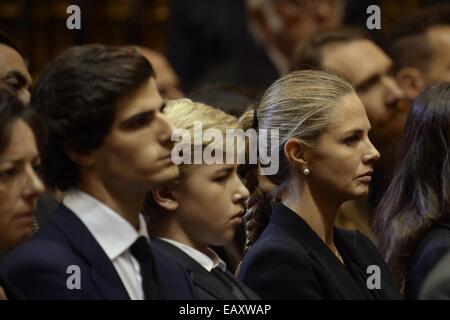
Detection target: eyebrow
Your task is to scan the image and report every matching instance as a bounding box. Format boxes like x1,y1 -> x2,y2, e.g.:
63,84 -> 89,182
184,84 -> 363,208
0,155 -> 39,165
355,65 -> 394,93
119,110 -> 153,127
355,74 -> 380,93
342,127 -> 371,136
119,101 -> 166,127
214,166 -> 235,174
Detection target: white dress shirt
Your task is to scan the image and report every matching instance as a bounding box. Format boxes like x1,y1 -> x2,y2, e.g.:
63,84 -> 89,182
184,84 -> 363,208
63,188 -> 148,300
158,238 -> 226,272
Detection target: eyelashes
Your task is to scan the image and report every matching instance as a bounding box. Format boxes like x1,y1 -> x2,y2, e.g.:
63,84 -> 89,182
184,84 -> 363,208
344,136 -> 359,145
0,157 -> 41,181
213,168 -> 235,183
122,112 -> 155,130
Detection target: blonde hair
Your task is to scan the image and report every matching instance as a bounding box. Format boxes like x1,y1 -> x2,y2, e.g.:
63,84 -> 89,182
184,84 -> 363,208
164,98 -> 238,137
241,70 -> 355,250
164,98 -> 239,176
144,98 -> 240,228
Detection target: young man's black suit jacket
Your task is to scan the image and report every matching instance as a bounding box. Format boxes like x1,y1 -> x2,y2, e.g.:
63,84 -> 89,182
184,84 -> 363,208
152,238 -> 259,300
238,203 -> 402,300
0,205 -> 197,300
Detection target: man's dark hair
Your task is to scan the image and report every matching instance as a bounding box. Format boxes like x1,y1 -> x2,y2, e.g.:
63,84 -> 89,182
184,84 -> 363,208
31,45 -> 154,191
389,4 -> 450,73
0,88 -> 44,155
0,30 -> 21,54
291,28 -> 366,72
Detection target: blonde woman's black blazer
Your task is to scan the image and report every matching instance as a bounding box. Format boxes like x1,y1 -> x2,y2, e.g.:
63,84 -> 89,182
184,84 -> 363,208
238,204 -> 402,300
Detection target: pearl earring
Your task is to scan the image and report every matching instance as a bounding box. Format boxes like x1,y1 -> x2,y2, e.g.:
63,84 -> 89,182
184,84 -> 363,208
303,168 -> 310,176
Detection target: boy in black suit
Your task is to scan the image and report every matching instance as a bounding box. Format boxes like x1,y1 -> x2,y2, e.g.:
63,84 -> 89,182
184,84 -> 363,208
145,99 -> 259,300
0,45 -> 196,300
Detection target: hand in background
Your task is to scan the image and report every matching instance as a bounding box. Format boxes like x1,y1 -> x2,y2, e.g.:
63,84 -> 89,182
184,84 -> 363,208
0,286 -> 7,300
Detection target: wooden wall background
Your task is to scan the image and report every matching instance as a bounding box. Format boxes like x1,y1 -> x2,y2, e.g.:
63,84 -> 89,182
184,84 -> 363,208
0,0 -> 429,76
0,0 -> 168,76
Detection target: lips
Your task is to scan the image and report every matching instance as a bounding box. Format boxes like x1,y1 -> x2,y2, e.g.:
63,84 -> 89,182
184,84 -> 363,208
356,171 -> 373,182
159,154 -> 173,163
231,210 -> 244,223
15,211 -> 34,223
160,154 -> 172,160
357,170 -> 373,178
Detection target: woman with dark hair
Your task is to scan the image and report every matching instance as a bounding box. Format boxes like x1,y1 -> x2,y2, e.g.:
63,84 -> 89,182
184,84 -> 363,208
0,89 -> 45,298
373,82 -> 450,299
0,89 -> 44,251
237,70 -> 401,299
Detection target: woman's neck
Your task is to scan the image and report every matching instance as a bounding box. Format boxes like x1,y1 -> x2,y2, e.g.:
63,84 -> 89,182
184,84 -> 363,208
281,178 -> 342,250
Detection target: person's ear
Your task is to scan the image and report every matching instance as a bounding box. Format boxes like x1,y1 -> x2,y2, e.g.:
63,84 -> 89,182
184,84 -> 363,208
64,141 -> 94,168
396,67 -> 425,101
152,188 -> 178,211
284,138 -> 309,171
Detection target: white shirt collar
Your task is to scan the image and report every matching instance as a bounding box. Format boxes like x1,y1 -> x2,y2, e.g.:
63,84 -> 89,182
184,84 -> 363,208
159,238 -> 226,272
63,188 -> 149,260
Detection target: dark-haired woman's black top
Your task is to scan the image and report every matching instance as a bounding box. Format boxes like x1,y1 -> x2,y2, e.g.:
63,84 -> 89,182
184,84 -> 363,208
405,219 -> 450,299
238,204 -> 402,300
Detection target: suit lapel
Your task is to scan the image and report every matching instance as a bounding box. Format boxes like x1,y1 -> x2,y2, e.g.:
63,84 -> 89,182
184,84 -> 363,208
152,238 -> 235,299
306,247 -> 368,299
270,204 -> 370,299
335,230 -> 382,300
52,205 -> 130,300
221,269 -> 259,300
193,268 -> 235,299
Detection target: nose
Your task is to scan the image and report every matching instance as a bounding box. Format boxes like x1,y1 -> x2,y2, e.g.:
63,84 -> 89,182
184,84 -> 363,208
362,139 -> 381,165
383,76 -> 404,108
165,86 -> 184,100
19,89 -> 31,105
157,112 -> 175,149
233,175 -> 250,204
23,165 -> 45,202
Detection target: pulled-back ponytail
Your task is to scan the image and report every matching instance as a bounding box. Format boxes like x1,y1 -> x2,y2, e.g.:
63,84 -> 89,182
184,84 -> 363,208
240,70 -> 355,250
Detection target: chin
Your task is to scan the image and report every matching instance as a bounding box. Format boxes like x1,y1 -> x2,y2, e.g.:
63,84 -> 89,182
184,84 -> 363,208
352,188 -> 369,199
6,230 -> 32,248
223,229 -> 237,244
163,164 -> 180,181
340,187 -> 368,201
150,165 -> 180,187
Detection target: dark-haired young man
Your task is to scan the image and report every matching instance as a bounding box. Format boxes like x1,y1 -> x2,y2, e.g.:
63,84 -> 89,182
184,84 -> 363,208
0,45 -> 196,300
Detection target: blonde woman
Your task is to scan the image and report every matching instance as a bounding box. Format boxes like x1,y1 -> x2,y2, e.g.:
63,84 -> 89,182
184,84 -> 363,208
237,70 -> 401,299
144,99 -> 259,300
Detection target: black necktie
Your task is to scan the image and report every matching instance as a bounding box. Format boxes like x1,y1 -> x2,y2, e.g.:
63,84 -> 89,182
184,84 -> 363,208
130,236 -> 161,300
